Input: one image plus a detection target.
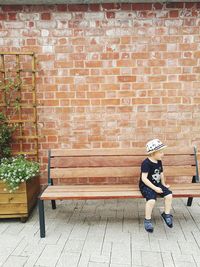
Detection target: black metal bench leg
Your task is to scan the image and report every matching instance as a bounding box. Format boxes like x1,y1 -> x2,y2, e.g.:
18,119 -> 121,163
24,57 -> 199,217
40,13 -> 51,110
38,199 -> 45,238
51,200 -> 56,209
187,175 -> 196,207
187,197 -> 193,207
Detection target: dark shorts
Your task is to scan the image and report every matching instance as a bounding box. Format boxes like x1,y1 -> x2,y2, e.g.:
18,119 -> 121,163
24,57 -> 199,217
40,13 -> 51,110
139,182 -> 172,201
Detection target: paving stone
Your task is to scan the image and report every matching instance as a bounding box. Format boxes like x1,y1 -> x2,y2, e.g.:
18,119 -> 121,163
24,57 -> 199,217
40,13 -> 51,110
141,251 -> 163,267
88,262 -> 109,267
0,247 -> 13,266
56,252 -> 80,267
111,242 -> 131,265
2,255 -> 28,267
77,253 -> 90,267
178,240 -> 200,255
63,239 -> 85,253
35,244 -> 64,267
159,240 -> 181,254
90,252 -> 110,264
161,252 -> 175,267
82,240 -> 102,254
23,243 -> 46,267
69,223 -> 90,240
171,253 -> 195,264
131,250 -> 142,266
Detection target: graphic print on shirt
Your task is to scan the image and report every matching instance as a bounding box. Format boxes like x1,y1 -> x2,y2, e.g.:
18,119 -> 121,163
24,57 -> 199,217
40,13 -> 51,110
152,169 -> 161,183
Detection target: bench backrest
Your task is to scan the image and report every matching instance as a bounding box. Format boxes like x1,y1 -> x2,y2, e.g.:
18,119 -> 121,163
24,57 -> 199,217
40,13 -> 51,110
48,147 -> 199,185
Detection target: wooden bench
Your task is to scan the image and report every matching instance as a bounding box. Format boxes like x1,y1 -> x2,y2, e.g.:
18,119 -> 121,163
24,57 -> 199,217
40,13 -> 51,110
38,146 -> 200,237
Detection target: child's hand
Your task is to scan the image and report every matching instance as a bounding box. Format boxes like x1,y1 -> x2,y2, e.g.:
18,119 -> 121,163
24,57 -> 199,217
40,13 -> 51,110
155,187 -> 163,193
165,184 -> 170,188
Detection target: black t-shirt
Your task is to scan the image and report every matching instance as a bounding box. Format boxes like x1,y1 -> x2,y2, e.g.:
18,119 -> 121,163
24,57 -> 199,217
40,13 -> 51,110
139,158 -> 163,186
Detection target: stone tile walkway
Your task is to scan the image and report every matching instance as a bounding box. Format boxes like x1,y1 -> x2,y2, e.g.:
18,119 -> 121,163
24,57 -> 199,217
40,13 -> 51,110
1,198 -> 200,267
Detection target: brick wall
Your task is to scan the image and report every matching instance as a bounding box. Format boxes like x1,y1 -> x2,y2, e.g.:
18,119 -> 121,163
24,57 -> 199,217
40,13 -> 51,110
0,3 -> 200,184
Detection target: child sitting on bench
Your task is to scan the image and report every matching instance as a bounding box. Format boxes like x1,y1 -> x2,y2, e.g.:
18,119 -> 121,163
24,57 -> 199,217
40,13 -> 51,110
139,139 -> 173,233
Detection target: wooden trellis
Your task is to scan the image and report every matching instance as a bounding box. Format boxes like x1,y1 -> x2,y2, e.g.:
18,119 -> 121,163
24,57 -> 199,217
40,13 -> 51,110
0,52 -> 39,161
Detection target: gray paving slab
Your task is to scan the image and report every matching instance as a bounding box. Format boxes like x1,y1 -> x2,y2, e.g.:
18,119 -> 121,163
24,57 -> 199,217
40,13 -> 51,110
0,198 -> 200,266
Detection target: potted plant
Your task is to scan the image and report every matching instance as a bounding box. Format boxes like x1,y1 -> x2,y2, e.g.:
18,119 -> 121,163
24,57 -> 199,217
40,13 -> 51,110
0,156 -> 40,222
0,112 -> 40,222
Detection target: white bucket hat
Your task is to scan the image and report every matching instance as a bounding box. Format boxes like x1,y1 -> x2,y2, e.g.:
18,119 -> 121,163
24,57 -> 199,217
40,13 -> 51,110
146,139 -> 167,154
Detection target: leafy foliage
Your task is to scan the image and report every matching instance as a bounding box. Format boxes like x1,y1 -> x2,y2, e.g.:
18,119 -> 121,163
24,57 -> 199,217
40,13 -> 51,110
0,112 -> 15,158
0,155 -> 40,192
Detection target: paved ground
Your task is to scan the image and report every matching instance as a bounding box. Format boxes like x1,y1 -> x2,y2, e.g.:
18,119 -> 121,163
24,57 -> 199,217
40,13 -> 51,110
1,198 -> 200,267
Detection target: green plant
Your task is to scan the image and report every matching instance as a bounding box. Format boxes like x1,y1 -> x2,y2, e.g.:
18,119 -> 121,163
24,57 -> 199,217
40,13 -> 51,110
0,112 -> 15,158
0,155 -> 40,193
0,77 -> 21,108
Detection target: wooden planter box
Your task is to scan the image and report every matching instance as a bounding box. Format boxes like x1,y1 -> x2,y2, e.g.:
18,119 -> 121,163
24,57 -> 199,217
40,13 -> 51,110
0,176 -> 40,222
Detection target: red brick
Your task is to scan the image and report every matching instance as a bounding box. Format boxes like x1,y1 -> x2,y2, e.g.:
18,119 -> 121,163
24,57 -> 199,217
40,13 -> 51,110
106,12 -> 115,19
85,61 -> 102,68
26,38 -> 36,45
70,69 -> 89,76
55,77 -> 74,84
40,100 -> 59,106
132,98 -> 151,104
56,5 -> 68,11
118,76 -> 136,82
117,60 -> 135,67
132,3 -> 152,10
179,75 -> 197,81
101,99 -> 120,106
102,142 -> 120,148
148,76 -> 167,82
2,5 -> 23,11
8,13 -> 17,20
166,3 -> 184,8
163,83 -> 181,89
102,68 -> 120,75
169,10 -> 179,18
148,60 -> 166,66
162,97 -> 182,104
180,43 -> 197,51
102,3 -> 121,10
87,92 -> 105,98
153,3 -> 163,10
86,76 -> 105,83
194,51 -> 200,58
132,53 -> 149,59
101,84 -> 120,91
71,100 -> 90,106
68,4 -> 88,12
101,53 -> 119,60
179,59 -> 197,66
121,3 -> 132,10
41,13 -> 51,20
0,13 -> 7,20
185,3 -> 196,9
120,36 -> 131,44
89,4 -> 101,12
47,136 -> 58,142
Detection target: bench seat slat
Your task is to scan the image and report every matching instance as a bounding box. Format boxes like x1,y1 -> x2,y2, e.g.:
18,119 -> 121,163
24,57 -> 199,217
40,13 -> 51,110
50,166 -> 196,179
40,183 -> 200,200
41,183 -> 200,192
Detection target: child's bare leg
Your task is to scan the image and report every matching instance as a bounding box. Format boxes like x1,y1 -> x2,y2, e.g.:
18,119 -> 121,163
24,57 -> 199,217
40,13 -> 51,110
164,194 -> 173,214
145,199 -> 156,219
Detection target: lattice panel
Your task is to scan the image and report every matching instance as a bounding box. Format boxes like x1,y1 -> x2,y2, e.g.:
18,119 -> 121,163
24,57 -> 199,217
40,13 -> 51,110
0,52 -> 38,161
